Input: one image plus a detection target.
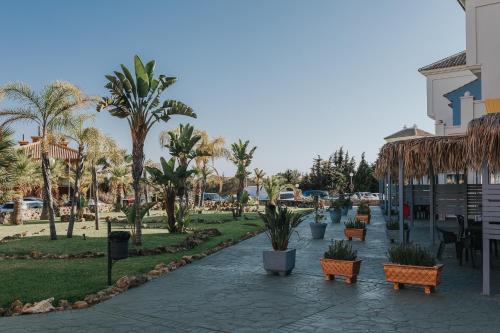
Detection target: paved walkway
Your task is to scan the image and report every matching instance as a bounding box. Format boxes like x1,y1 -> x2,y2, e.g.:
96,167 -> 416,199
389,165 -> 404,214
2,207 -> 500,332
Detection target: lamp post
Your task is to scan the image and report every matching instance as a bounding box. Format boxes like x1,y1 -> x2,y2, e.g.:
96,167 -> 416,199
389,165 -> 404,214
349,172 -> 354,193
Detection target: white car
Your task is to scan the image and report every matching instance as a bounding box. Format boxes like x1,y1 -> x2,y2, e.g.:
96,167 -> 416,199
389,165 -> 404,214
0,200 -> 43,213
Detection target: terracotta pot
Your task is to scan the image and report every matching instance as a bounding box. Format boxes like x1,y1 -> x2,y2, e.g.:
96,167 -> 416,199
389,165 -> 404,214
356,213 -> 370,224
383,263 -> 444,294
320,258 -> 362,284
344,228 -> 366,241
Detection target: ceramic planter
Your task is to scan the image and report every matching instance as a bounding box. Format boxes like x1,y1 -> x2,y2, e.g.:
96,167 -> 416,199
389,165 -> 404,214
344,228 -> 366,241
263,249 -> 296,276
320,258 -> 362,284
383,263 -> 444,294
329,210 -> 341,223
341,207 -> 348,216
310,222 -> 327,239
355,213 -> 370,224
386,229 -> 410,243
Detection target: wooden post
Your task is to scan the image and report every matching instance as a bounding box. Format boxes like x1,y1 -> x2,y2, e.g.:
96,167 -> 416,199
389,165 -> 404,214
399,156 -> 405,243
482,163 -> 490,295
409,180 -> 414,229
388,171 -> 392,222
429,159 -> 435,244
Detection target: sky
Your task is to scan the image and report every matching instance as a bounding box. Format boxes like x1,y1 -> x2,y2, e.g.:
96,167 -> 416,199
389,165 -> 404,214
0,0 -> 465,176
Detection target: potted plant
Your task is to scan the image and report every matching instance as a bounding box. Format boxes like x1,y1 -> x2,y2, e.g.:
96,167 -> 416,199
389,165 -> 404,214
320,240 -> 362,284
355,202 -> 371,224
384,243 -> 443,294
344,218 -> 366,241
310,211 -> 327,239
386,220 -> 410,243
260,205 -> 303,276
328,200 -> 342,223
340,199 -> 349,216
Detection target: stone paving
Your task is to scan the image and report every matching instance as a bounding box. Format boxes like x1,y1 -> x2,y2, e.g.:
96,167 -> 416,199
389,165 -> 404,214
2,207 -> 500,332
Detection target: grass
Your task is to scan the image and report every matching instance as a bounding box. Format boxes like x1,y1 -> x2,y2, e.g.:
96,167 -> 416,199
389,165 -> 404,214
0,212 -> 265,308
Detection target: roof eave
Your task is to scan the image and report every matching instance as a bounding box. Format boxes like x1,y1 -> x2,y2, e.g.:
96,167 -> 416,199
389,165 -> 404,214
419,64 -> 480,76
457,0 -> 465,10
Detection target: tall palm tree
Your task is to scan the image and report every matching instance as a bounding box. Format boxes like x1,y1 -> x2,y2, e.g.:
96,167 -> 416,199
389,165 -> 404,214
0,127 -> 17,209
64,113 -> 98,237
230,139 -> 257,215
195,133 -> 228,206
253,168 -> 266,202
0,82 -> 95,240
108,163 -> 132,211
86,131 -> 122,229
98,55 -> 196,245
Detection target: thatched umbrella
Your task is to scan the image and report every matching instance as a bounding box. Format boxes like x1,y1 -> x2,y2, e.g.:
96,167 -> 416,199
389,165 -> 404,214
467,113 -> 500,172
374,135 -> 468,179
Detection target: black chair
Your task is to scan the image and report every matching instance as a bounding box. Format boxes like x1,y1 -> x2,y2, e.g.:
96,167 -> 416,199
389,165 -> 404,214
436,227 -> 460,260
457,216 -> 476,267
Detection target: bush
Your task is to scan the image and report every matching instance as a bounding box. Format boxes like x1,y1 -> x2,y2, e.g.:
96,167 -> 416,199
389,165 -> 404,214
387,243 -> 436,267
386,220 -> 409,230
328,200 -> 342,212
324,240 -> 357,261
259,205 -> 304,251
357,202 -> 371,215
344,218 -> 366,229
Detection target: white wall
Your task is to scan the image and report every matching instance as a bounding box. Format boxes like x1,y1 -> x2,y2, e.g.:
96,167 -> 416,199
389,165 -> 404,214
466,0 -> 500,99
425,70 -> 476,134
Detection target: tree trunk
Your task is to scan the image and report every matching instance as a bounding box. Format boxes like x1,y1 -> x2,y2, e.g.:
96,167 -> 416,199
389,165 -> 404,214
143,170 -> 150,217
115,184 -> 122,212
92,163 -> 99,230
165,189 -> 176,232
132,137 -> 145,245
67,147 -> 84,238
41,151 -> 57,240
11,195 -> 23,225
41,196 -> 49,220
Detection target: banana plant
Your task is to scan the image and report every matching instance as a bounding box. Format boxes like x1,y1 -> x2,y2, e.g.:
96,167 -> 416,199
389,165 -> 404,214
145,157 -> 196,233
98,55 -> 196,245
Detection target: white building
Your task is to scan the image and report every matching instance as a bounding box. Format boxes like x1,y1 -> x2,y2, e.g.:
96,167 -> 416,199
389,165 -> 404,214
419,0 -> 500,136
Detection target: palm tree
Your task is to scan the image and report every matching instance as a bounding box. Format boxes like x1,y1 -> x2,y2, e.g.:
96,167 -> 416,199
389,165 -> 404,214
263,176 -> 283,206
146,157 -> 195,233
98,55 -> 196,245
64,113 -> 98,237
253,168 -> 266,202
108,163 -> 132,211
230,140 -> 257,216
0,82 -> 95,240
9,151 -> 41,224
86,132 -> 122,229
0,127 -> 16,172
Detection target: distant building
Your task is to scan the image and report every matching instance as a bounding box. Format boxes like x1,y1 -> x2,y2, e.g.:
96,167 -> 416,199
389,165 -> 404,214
384,125 -> 433,143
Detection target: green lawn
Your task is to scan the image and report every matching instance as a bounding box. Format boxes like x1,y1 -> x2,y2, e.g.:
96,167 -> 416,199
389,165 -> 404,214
0,212 -> 265,308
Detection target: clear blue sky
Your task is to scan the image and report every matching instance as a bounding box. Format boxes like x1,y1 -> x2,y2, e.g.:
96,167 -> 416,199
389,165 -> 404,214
0,0 -> 465,175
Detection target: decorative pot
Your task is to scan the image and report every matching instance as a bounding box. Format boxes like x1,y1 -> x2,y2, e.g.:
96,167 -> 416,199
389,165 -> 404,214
383,263 -> 444,294
386,229 -> 410,243
310,222 -> 327,239
341,207 -> 348,216
344,228 -> 366,241
263,249 -> 296,276
329,210 -> 341,223
320,258 -> 362,284
355,213 -> 370,224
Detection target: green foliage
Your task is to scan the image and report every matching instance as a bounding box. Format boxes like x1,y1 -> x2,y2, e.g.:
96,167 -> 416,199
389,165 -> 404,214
386,220 -> 409,230
259,205 -> 303,251
314,212 -> 326,223
240,191 -> 250,205
324,240 -> 357,261
276,169 -> 302,185
353,152 -> 379,193
262,176 -> 283,206
344,218 -> 366,229
387,243 -> 436,267
328,200 -> 342,212
174,203 -> 191,233
120,202 -> 156,242
357,202 -> 371,215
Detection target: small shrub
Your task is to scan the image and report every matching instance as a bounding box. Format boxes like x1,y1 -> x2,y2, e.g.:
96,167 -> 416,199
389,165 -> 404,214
344,218 -> 366,229
357,202 -> 371,215
324,240 -> 357,261
328,200 -> 342,212
386,220 -> 409,230
387,243 -> 436,267
259,205 -> 304,251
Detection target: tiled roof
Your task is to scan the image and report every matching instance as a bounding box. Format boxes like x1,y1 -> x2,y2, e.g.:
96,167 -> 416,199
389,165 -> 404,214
457,0 -> 465,10
418,51 -> 466,73
18,142 -> 78,161
384,127 -> 433,141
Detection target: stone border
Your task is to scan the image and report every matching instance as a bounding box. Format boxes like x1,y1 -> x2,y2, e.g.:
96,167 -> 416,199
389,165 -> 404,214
0,229 -> 263,316
0,229 -> 222,260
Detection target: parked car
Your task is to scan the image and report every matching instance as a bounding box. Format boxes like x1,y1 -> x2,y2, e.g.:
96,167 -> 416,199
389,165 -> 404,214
0,200 -> 43,213
279,191 -> 296,201
203,193 -> 223,202
302,190 -> 329,198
